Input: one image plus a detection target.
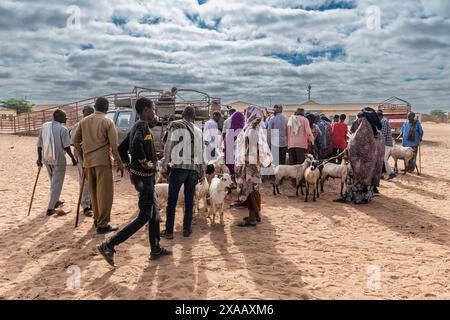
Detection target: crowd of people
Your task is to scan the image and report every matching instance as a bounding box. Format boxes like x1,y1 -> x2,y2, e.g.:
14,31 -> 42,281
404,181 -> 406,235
35,97 -> 424,266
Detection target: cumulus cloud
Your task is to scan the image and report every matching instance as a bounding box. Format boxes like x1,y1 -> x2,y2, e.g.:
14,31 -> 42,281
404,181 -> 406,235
0,0 -> 449,112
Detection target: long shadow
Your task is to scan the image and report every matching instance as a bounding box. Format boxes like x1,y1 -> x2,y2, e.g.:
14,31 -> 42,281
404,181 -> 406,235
208,216 -> 241,271
421,140 -> 448,148
229,210 -> 312,299
354,195 -> 450,248
394,180 -> 446,200
414,173 -> 450,185
1,222 -> 99,298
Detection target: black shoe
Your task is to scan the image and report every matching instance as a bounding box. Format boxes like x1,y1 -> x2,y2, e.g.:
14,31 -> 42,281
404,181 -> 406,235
96,224 -> 119,234
333,197 -> 347,203
83,207 -> 93,217
149,247 -> 172,260
96,242 -> 116,267
183,229 -> 192,237
243,216 -> 261,223
388,173 -> 397,180
238,220 -> 256,227
161,229 -> 174,240
46,209 -> 55,216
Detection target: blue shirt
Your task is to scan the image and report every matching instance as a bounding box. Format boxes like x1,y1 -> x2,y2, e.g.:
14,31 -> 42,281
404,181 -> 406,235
268,113 -> 288,148
401,120 -> 423,148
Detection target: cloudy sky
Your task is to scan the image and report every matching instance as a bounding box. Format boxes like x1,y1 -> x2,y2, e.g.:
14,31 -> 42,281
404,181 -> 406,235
0,0 -> 449,112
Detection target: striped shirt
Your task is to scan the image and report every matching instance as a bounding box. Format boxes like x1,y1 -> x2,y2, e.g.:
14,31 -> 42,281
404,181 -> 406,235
381,118 -> 393,147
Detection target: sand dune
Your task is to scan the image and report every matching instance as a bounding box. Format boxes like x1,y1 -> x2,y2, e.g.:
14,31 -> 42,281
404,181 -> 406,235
0,123 -> 449,300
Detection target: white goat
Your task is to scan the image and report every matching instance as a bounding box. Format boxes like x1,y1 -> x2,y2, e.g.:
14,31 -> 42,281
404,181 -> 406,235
304,160 -> 321,202
390,145 -> 417,175
155,159 -> 167,183
208,173 -> 234,225
195,177 -> 210,213
272,154 -> 314,196
320,161 -> 349,197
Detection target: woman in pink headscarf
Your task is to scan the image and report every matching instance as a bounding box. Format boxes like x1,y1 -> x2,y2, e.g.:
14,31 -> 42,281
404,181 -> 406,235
224,111 -> 245,182
233,105 -> 273,227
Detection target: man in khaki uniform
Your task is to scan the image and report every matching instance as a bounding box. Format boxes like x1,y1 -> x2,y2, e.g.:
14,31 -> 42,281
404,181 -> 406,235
74,97 -> 124,234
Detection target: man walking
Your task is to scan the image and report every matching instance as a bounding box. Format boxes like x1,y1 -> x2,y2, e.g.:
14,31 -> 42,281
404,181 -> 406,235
287,108 -> 314,165
37,109 -> 77,216
96,97 -> 171,266
161,106 -> 204,239
70,105 -> 95,217
401,112 -> 424,173
73,97 -> 124,234
267,104 -> 288,165
377,110 -> 396,180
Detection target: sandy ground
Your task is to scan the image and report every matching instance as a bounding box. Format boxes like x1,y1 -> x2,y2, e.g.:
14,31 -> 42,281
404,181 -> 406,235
0,122 -> 449,300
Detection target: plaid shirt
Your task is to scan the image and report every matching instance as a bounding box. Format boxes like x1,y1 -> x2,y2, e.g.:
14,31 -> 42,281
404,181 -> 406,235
381,118 -> 393,147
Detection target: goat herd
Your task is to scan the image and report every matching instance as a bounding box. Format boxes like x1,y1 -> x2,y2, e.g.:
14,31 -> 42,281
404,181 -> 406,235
151,144 -> 416,225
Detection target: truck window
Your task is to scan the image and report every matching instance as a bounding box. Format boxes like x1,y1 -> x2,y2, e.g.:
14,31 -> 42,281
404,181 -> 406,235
116,111 -> 132,128
106,111 -> 116,121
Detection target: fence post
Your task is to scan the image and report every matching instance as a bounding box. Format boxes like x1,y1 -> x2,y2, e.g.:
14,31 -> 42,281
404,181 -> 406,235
13,116 -> 16,133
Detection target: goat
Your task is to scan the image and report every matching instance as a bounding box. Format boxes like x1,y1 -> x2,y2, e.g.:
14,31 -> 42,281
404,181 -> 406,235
271,154 -> 314,196
304,160 -> 321,202
195,177 -> 210,213
208,173 -> 234,225
390,145 -> 418,175
320,161 -> 349,197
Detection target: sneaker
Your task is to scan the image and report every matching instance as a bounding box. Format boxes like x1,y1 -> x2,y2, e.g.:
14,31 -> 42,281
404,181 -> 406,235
96,224 -> 119,234
46,209 -> 56,216
149,247 -> 172,260
160,229 -> 174,240
83,207 -> 93,217
183,229 -> 192,237
96,242 -> 116,267
388,173 -> 397,180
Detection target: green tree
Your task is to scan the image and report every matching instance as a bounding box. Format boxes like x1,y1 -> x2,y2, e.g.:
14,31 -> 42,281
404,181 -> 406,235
0,98 -> 33,114
429,109 -> 447,122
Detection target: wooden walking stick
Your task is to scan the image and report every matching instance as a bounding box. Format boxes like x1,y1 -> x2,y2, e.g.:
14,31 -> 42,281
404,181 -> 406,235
27,166 -> 42,216
74,170 -> 86,228
418,142 -> 422,175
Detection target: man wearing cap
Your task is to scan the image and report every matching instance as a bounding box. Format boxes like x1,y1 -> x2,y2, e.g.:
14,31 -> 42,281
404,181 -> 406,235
161,106 -> 204,239
400,112 -> 424,173
377,110 -> 396,180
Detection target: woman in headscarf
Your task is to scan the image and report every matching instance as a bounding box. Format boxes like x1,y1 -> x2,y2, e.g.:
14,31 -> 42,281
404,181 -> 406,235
224,111 -> 245,182
335,107 -> 384,205
306,113 -> 321,160
234,105 -> 273,227
320,114 -> 333,159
